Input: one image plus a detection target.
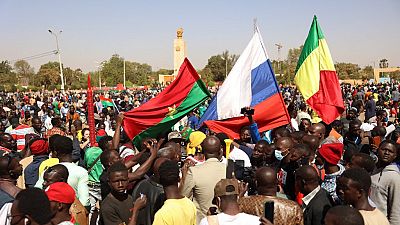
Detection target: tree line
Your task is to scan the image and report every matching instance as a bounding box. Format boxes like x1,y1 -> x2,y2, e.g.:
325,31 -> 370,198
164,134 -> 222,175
0,48 -> 397,91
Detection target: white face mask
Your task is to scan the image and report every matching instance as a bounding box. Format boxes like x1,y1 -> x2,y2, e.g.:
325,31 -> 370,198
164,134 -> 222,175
274,150 -> 284,161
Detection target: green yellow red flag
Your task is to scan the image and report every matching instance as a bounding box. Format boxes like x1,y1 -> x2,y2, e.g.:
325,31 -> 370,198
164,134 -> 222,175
294,16 -> 344,124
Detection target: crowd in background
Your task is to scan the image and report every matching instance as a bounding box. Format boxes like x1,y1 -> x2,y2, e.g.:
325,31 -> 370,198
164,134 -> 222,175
0,82 -> 399,225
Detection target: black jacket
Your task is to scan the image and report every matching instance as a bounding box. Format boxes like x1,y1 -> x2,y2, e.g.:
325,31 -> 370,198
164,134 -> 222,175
303,188 -> 333,225
131,177 -> 165,225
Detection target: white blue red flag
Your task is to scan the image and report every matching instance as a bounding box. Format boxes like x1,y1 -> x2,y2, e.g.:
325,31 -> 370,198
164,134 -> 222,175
199,27 -> 290,139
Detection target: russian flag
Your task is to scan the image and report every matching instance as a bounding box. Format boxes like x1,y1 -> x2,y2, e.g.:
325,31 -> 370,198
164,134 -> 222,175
199,27 -> 290,139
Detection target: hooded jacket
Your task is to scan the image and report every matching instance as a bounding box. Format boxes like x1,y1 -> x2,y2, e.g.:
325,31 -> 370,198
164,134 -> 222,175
370,163 -> 400,225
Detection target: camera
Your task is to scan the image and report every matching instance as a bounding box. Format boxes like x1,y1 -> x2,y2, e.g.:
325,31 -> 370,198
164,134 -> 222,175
240,107 -> 255,115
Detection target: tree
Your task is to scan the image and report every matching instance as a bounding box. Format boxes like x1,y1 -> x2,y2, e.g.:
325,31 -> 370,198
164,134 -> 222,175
125,61 -> 152,85
202,50 -> 239,82
36,62 -> 60,88
101,54 -> 124,86
360,66 -> 374,80
0,61 -> 17,90
284,45 -> 303,84
100,54 -> 153,86
335,63 -> 361,79
14,60 -> 34,85
64,67 -> 85,88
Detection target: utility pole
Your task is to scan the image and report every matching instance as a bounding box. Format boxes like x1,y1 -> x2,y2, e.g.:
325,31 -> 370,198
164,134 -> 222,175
123,59 -> 126,88
275,43 -> 283,81
95,61 -> 104,90
48,29 -> 65,93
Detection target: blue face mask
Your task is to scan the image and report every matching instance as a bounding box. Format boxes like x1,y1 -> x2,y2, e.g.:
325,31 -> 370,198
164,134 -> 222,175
383,117 -> 388,122
275,150 -> 284,161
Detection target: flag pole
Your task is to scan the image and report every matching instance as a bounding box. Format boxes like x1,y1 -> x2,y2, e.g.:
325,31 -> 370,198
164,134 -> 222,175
112,99 -> 120,114
87,73 -> 97,146
253,18 -> 257,33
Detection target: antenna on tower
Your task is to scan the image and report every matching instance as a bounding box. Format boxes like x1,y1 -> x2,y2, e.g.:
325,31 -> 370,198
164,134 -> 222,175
275,43 -> 284,77
275,43 -> 283,60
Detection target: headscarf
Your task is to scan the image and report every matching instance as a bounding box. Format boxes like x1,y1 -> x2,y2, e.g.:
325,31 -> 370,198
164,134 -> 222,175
186,131 -> 206,156
30,139 -> 49,155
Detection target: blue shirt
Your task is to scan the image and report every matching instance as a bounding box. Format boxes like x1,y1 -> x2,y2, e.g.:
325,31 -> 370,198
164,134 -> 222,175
249,122 -> 261,143
188,115 -> 199,130
24,155 -> 48,188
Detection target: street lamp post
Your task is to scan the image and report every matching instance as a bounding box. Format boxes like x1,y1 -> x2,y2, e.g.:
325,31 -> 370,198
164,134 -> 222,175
48,29 -> 65,93
95,62 -> 104,90
123,59 -> 126,88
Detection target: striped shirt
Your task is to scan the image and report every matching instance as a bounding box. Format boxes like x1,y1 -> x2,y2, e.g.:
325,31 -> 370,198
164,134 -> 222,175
7,124 -> 35,151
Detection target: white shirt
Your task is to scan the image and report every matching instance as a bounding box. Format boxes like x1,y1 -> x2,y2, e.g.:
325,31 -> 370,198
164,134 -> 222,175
0,203 -> 12,225
199,213 -> 260,225
302,186 -> 321,211
291,118 -> 299,131
229,147 -> 252,167
57,222 -> 74,225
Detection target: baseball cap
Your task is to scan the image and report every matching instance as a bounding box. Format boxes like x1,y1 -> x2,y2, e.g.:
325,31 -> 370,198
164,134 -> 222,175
168,131 -> 182,141
214,179 -> 239,197
45,182 -> 75,204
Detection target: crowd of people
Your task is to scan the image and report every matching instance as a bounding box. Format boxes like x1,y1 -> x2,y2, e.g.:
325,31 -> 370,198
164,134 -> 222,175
0,81 -> 399,225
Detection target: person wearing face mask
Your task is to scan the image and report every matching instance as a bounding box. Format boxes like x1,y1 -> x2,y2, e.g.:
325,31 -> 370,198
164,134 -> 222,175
251,141 -> 279,171
362,109 -> 393,133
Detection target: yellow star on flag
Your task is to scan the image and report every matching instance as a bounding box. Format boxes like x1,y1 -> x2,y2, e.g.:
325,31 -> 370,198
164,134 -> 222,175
166,104 -> 177,118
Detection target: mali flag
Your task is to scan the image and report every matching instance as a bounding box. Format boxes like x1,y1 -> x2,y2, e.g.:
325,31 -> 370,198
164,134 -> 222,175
295,16 -> 344,124
123,58 -> 210,148
99,96 -> 114,108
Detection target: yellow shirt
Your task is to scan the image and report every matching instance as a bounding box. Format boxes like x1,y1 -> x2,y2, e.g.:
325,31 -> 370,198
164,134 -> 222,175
38,158 -> 60,176
359,208 -> 390,225
153,197 -> 196,225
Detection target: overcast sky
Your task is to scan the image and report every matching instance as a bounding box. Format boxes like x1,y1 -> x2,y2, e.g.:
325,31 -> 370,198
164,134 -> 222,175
1,0 -> 399,73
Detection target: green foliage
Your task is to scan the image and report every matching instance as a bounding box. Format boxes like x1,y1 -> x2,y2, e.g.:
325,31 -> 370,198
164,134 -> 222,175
1,49 -> 394,90
0,61 -> 18,91
202,50 -> 239,82
125,80 -> 134,88
63,67 -> 85,89
283,46 -> 303,85
335,62 -> 362,79
36,61 -> 61,88
125,61 -> 152,85
100,54 -> 152,86
14,60 -> 34,85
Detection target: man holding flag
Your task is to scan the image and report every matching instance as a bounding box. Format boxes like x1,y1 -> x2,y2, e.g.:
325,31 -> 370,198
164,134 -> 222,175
122,58 -> 210,148
199,26 -> 290,139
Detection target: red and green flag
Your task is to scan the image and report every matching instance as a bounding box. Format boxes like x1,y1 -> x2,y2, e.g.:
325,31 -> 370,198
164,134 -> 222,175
99,95 -> 114,108
123,58 -> 210,148
294,16 -> 344,124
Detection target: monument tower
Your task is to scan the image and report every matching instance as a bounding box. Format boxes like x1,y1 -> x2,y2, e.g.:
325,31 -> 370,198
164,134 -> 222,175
173,28 -> 187,77
159,28 -> 187,83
